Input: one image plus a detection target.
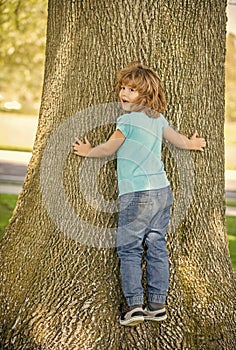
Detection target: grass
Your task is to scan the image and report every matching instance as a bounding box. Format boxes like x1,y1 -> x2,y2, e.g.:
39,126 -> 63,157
0,194 -> 235,270
226,201 -> 236,207
0,145 -> 33,152
226,216 -> 236,270
0,193 -> 18,238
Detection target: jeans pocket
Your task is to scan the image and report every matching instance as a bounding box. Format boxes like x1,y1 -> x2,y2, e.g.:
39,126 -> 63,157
118,192 -> 153,227
120,201 -> 152,227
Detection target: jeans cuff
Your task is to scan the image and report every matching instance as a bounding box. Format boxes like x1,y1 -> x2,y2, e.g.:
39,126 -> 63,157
148,293 -> 166,304
126,295 -> 144,306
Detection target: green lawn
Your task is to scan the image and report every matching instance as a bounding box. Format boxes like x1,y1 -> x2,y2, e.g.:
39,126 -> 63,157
0,193 -> 235,270
0,193 -> 18,237
226,216 -> 236,270
226,201 -> 236,207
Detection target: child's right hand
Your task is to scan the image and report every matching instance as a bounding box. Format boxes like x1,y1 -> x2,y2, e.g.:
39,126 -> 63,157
73,136 -> 92,157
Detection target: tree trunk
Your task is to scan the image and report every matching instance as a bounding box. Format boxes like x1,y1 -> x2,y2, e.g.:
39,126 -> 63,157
1,0 -> 235,349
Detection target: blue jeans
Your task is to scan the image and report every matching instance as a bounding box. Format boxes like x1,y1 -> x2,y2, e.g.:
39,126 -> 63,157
117,186 -> 173,306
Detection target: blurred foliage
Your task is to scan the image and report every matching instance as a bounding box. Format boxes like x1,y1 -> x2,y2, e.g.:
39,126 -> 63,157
0,0 -> 47,114
225,33 -> 236,121
0,2 -> 235,121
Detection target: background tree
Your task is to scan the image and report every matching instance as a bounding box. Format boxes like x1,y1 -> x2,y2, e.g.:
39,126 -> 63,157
0,1 -> 236,349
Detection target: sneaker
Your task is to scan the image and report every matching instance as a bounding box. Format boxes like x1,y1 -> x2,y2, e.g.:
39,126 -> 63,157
119,307 -> 145,326
144,307 -> 167,321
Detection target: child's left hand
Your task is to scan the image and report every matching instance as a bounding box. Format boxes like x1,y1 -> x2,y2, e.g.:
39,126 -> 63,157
189,131 -> 206,151
73,136 -> 92,157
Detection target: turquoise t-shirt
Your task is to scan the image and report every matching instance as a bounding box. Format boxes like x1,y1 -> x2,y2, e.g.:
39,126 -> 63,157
116,111 -> 170,196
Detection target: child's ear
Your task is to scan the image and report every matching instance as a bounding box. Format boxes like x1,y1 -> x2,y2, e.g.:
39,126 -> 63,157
142,97 -> 147,105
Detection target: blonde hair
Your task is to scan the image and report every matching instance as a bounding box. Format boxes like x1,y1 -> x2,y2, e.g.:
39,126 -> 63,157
116,61 -> 167,117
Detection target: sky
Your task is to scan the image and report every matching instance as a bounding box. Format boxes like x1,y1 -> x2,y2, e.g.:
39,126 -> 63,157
227,3 -> 236,35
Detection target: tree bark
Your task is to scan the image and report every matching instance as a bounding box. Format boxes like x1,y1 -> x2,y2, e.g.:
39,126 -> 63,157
1,0 -> 235,349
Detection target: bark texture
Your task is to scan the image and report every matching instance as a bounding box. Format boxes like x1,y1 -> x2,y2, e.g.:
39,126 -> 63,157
1,0 -> 235,349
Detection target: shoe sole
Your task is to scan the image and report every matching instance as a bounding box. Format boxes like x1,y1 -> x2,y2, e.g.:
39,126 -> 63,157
144,314 -> 167,321
119,316 -> 144,326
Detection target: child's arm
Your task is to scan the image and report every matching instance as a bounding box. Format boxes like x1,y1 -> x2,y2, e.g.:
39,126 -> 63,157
163,126 -> 206,151
73,130 -> 125,157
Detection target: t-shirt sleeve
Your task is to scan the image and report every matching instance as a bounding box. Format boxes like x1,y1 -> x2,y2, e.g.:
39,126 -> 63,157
116,114 -> 130,138
160,114 -> 169,131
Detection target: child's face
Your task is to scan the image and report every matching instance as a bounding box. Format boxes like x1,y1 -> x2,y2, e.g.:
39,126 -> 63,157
119,85 -> 140,112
